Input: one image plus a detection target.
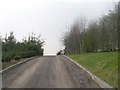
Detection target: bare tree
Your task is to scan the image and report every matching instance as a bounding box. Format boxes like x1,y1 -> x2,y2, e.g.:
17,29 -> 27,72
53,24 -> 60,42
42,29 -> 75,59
62,3 -> 118,54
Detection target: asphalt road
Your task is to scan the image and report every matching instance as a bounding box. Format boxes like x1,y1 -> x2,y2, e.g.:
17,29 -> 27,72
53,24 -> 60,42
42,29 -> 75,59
2,55 -> 100,88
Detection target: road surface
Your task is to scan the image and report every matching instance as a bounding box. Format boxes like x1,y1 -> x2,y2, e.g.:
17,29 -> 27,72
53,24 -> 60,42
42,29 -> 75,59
2,55 -> 100,88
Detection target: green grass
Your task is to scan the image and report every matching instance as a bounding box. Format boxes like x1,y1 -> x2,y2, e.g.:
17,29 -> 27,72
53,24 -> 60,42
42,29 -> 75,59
68,52 -> 118,88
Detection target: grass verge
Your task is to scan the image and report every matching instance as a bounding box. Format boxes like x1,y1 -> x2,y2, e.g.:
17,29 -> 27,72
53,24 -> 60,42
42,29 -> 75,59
2,59 -> 25,69
68,52 -> 118,88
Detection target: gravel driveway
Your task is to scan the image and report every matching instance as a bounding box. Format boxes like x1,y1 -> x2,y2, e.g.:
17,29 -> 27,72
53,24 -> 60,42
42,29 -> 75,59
2,55 -> 100,88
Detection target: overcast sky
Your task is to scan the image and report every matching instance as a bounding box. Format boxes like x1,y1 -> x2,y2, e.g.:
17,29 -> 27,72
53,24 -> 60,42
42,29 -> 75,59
0,0 -> 118,55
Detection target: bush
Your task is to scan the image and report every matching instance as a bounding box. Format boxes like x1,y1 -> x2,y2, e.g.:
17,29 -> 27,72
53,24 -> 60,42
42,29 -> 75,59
2,52 -> 13,62
20,51 -> 36,58
14,56 -> 21,60
26,51 -> 36,57
2,55 -> 11,62
20,52 -> 27,58
2,32 -> 44,62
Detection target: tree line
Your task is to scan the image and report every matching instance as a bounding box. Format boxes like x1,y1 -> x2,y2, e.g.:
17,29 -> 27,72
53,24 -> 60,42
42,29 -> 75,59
62,4 -> 118,54
2,32 -> 44,62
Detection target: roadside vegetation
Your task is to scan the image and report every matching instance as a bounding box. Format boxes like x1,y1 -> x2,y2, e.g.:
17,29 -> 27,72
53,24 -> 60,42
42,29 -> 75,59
61,4 -> 118,54
2,32 -> 44,69
60,3 -> 118,88
68,52 -> 118,88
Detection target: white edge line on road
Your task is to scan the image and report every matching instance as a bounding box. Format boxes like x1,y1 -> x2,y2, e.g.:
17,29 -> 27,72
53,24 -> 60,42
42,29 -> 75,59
0,56 -> 36,73
64,55 -> 113,88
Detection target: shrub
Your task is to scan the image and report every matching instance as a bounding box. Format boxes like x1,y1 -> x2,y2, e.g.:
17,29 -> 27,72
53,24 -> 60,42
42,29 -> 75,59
2,52 -> 13,62
20,52 -> 27,58
14,56 -> 21,60
20,51 -> 36,58
2,32 -> 44,62
2,55 -> 11,62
